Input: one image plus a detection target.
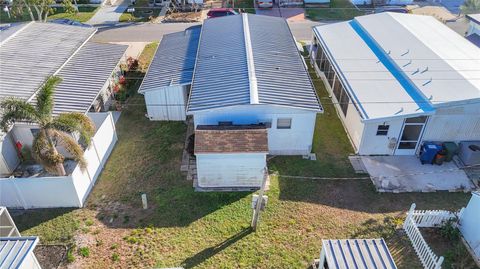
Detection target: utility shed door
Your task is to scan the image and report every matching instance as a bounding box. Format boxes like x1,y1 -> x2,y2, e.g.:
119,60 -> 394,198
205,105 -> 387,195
196,153 -> 266,188
144,85 -> 187,121
0,132 -> 19,175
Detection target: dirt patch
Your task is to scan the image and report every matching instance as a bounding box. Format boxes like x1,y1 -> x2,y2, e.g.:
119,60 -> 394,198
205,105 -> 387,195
35,245 -> 67,269
421,228 -> 478,269
164,11 -> 202,22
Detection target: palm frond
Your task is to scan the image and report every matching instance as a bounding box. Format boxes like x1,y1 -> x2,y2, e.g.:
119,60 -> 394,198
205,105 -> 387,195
36,76 -> 62,122
31,129 -> 65,174
0,98 -> 38,132
50,112 -> 96,146
52,130 -> 87,171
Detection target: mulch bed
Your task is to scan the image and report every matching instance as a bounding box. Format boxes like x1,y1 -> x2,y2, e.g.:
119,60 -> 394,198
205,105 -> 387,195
34,245 -> 68,269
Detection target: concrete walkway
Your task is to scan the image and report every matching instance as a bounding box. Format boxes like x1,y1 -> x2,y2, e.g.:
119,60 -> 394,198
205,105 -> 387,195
361,156 -> 476,193
87,0 -> 130,26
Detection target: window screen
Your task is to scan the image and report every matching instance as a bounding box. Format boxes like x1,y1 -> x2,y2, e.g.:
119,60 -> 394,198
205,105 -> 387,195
376,125 -> 389,136
277,118 -> 292,129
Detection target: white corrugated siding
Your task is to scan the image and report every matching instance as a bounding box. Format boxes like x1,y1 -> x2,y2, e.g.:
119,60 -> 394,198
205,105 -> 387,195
196,153 -> 266,188
144,85 -> 187,121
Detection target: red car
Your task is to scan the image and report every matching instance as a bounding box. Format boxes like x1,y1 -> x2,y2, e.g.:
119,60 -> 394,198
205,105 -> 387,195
206,8 -> 239,19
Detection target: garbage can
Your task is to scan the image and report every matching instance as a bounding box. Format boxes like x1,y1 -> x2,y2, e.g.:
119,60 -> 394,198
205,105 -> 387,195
442,142 -> 459,162
420,142 -> 443,164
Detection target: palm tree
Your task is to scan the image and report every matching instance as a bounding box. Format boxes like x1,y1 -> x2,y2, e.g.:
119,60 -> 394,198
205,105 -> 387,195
461,0 -> 480,14
0,76 -> 96,176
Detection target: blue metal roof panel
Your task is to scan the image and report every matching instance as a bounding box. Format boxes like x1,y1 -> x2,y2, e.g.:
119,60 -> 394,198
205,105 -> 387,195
0,237 -> 39,269
139,27 -> 201,92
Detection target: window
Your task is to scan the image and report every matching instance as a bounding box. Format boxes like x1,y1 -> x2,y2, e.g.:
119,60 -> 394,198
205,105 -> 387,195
277,118 -> 292,129
376,125 -> 389,136
30,128 -> 40,138
333,75 -> 342,101
339,90 -> 349,117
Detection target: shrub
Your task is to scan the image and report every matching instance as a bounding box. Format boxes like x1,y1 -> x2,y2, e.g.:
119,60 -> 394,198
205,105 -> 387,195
66,248 -> 75,263
112,253 -> 120,262
78,247 -> 90,257
127,57 -> 139,71
439,219 -> 460,241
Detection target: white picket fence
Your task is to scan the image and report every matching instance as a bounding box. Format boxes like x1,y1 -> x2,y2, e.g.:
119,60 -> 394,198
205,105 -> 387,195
403,203 -> 451,269
411,208 -> 457,228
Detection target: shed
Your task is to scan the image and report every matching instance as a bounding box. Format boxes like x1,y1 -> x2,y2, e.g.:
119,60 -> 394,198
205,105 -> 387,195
459,192 -> 480,261
0,237 -> 41,269
194,125 -> 268,188
311,13 -> 480,156
138,26 -> 201,121
319,239 -> 397,269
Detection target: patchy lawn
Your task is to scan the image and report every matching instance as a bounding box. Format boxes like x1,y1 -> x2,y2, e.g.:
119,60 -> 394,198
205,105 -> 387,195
305,0 -> 368,21
12,44 -> 472,269
0,6 -> 99,23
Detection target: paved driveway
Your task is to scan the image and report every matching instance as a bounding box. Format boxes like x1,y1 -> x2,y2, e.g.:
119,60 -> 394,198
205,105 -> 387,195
87,0 -> 130,26
255,1 -> 306,21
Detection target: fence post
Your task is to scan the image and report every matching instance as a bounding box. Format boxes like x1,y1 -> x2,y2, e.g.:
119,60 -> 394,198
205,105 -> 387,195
404,203 -> 416,229
435,256 -> 444,269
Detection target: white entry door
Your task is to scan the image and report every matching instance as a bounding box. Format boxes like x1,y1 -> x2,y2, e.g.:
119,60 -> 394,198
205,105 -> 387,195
395,116 -> 428,155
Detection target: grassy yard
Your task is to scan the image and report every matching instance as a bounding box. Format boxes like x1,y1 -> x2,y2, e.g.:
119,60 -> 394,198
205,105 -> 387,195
119,0 -> 161,22
12,46 -> 473,268
305,0 -> 367,21
0,6 -> 99,23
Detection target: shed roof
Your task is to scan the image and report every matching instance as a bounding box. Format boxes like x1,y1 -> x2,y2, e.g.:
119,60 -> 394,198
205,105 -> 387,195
467,14 -> 480,25
322,239 -> 397,269
0,237 -> 39,269
46,42 -> 127,115
0,22 -> 96,101
187,14 -> 321,113
195,125 -> 268,153
314,12 -> 480,121
138,26 -> 201,92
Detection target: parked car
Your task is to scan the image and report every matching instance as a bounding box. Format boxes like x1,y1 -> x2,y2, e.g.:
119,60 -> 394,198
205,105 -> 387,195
257,0 -> 273,8
206,8 -> 239,18
374,6 -> 409,13
49,19 -> 92,28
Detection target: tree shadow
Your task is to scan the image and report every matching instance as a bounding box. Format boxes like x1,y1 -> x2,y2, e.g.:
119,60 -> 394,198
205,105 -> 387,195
181,227 -> 253,269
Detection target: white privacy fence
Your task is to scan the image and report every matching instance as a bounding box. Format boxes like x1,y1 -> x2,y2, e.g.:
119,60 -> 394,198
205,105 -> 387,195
403,203 -> 450,269
0,112 -> 117,209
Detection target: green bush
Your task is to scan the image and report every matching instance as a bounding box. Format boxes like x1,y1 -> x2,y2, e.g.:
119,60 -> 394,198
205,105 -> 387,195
439,219 -> 460,241
112,253 -> 120,262
66,247 -> 75,263
78,247 -> 90,257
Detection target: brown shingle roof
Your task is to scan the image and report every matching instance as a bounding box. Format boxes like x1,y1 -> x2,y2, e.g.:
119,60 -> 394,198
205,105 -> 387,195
194,126 -> 268,154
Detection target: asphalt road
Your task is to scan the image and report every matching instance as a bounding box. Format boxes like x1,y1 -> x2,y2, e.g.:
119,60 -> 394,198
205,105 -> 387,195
92,20 -> 323,42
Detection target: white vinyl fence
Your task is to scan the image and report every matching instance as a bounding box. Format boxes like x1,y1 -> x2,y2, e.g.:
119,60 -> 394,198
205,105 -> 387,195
0,112 -> 117,209
403,204 -> 450,269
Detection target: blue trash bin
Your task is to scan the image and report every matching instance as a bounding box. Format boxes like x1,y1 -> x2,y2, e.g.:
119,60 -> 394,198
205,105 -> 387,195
420,142 -> 443,164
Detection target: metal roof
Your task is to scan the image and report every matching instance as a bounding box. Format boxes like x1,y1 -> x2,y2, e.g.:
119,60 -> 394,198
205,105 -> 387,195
138,26 -> 201,92
0,22 -> 96,102
466,33 -> 480,48
314,13 -> 480,121
467,14 -> 480,25
0,237 -> 39,269
187,14 -> 321,112
46,42 -> 127,115
322,239 -> 397,269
